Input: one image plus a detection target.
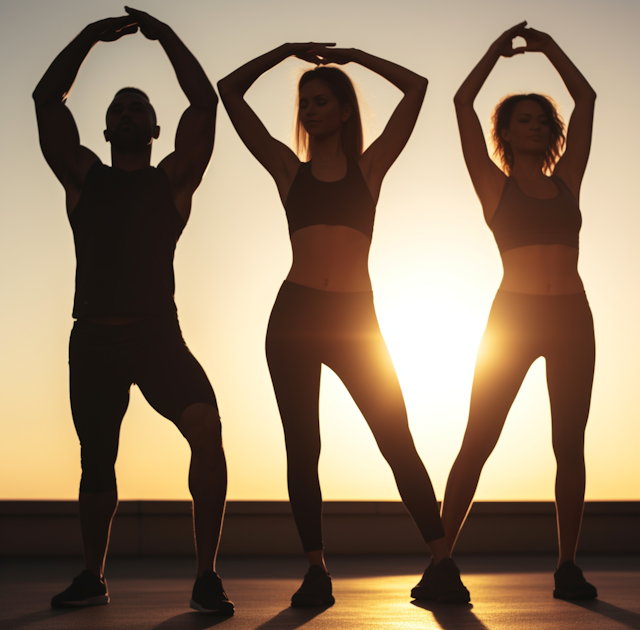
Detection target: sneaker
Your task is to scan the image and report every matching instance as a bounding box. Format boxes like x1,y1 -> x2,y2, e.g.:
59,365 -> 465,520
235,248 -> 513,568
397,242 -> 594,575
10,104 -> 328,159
411,558 -> 470,604
291,565 -> 335,608
190,570 -> 235,615
553,561 -> 598,600
51,569 -> 109,608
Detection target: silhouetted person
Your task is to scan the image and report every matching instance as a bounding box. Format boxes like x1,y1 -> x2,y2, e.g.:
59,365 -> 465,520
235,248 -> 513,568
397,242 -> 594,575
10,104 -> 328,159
442,22 -> 597,600
33,7 -> 233,615
218,44 -> 469,606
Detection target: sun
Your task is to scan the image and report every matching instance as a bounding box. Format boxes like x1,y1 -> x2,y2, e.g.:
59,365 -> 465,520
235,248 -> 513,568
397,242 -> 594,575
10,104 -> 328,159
374,285 -> 489,410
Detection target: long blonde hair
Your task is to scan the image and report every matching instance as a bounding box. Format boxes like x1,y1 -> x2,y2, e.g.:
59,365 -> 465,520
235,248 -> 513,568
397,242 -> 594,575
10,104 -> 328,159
294,66 -> 363,161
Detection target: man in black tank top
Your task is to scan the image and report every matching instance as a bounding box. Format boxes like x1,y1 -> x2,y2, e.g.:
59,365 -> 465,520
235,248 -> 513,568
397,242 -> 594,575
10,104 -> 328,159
33,8 -> 233,615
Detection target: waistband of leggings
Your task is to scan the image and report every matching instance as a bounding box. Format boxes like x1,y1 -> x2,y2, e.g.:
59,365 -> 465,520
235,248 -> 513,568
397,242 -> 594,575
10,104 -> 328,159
281,280 -> 374,300
494,289 -> 590,309
72,313 -> 180,335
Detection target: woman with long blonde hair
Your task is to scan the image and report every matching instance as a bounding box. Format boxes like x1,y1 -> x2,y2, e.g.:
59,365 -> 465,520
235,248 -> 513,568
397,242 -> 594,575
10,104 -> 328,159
219,43 -> 469,606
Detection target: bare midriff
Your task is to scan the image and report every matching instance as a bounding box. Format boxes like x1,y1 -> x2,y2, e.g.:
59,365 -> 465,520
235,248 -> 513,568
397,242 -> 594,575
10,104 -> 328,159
499,244 -> 584,295
286,224 -> 373,292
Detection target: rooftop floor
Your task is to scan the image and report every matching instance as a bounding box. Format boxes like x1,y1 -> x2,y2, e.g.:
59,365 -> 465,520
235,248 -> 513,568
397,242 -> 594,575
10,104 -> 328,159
1,555 -> 639,630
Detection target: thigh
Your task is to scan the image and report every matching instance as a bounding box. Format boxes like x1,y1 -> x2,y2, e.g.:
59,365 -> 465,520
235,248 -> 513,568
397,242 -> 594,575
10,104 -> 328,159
459,295 -> 540,459
69,322 -> 130,458
266,303 -> 322,453
328,324 -> 410,442
545,297 -> 596,450
321,297 -> 413,455
133,318 -> 218,426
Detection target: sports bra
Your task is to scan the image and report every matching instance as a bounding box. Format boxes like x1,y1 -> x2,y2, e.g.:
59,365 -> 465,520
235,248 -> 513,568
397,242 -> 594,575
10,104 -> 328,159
284,158 -> 376,239
490,175 -> 582,254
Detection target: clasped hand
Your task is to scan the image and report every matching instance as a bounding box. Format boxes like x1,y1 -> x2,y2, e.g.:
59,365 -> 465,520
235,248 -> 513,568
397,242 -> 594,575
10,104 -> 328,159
494,21 -> 553,57
92,6 -> 165,43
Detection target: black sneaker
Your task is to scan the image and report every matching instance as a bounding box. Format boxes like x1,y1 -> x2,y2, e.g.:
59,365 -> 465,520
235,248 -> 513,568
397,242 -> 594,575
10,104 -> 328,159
51,569 -> 109,608
291,565 -> 335,608
411,558 -> 470,604
190,570 -> 235,615
553,561 -> 598,600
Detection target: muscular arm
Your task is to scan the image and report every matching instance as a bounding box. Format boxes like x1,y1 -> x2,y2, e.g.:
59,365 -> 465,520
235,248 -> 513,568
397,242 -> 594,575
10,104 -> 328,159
125,8 -> 218,218
32,17 -> 136,212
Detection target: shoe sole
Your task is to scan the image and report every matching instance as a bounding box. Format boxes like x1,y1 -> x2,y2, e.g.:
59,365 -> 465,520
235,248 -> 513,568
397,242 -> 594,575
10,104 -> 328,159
190,598 -> 235,615
411,587 -> 470,604
411,587 -> 437,601
51,595 -> 110,608
553,590 -> 598,600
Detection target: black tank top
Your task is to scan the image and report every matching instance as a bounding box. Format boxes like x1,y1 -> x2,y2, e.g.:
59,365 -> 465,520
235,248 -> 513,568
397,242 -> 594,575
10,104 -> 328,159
284,158 -> 376,238
490,176 -> 581,254
70,162 -> 185,318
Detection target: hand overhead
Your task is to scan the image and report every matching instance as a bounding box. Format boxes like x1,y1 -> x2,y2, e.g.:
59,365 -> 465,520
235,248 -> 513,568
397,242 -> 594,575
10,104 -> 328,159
125,6 -> 165,41
288,43 -> 337,65
493,21 -> 528,58
518,27 -> 553,53
93,16 -> 138,42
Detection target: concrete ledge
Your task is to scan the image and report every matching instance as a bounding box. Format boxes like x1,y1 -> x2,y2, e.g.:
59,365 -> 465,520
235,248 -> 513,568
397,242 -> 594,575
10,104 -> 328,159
1,501 -> 638,556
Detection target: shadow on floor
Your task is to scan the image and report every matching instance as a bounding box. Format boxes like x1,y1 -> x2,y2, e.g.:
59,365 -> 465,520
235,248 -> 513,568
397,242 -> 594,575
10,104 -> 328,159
412,600 -> 490,630
150,611 -> 233,629
253,605 -> 332,630
567,598 -> 640,630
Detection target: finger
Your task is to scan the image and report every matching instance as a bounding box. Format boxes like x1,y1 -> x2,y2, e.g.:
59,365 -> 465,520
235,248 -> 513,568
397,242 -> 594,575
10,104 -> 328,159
504,21 -> 527,37
118,24 -> 139,34
295,53 -> 321,64
124,6 -> 151,20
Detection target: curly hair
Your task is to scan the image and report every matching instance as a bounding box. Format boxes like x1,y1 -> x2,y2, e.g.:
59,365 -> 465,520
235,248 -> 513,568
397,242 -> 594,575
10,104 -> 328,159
294,66 -> 363,161
491,93 -> 565,175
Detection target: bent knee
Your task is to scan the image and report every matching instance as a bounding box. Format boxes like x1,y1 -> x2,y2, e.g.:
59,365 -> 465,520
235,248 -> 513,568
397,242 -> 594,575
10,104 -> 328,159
179,403 -> 222,446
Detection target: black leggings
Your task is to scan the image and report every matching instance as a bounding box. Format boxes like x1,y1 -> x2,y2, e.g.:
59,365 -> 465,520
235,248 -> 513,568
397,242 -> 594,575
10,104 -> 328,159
266,281 -> 444,552
462,290 -> 595,462
69,316 -> 218,493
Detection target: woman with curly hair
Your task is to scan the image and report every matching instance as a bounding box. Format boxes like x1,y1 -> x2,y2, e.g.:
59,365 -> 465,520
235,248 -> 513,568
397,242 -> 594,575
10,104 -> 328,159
442,22 -> 598,600
218,43 -> 469,607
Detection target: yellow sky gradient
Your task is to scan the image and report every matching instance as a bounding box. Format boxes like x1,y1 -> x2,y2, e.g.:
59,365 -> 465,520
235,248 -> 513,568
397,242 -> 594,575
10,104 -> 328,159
0,0 -> 638,502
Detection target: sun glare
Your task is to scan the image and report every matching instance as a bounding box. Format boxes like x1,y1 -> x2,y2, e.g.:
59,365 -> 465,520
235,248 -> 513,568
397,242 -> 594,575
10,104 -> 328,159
377,287 -> 488,406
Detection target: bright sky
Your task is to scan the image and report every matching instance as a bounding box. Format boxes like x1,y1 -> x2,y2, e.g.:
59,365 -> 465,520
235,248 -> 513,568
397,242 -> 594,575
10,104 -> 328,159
1,0 -> 638,502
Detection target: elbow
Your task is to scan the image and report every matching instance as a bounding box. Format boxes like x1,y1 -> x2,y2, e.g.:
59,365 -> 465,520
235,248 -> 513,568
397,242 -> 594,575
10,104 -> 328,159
416,75 -> 428,96
206,86 -> 219,109
32,85 -> 46,107
453,90 -> 472,108
217,77 -> 232,99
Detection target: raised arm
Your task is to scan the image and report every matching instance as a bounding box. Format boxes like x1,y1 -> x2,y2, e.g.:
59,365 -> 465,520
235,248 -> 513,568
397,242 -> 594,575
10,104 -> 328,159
124,8 -> 217,214
217,44 -> 323,197
454,22 -> 527,220
32,16 -> 137,210
521,29 -> 596,196
320,48 -> 428,198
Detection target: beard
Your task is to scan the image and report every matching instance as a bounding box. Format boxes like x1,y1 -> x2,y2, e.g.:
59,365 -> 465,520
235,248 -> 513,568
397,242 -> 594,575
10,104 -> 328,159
107,125 -> 153,153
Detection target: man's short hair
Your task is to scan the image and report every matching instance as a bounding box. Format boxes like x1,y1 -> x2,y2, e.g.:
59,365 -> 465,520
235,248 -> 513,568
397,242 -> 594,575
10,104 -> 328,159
111,87 -> 156,126
114,87 -> 151,101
